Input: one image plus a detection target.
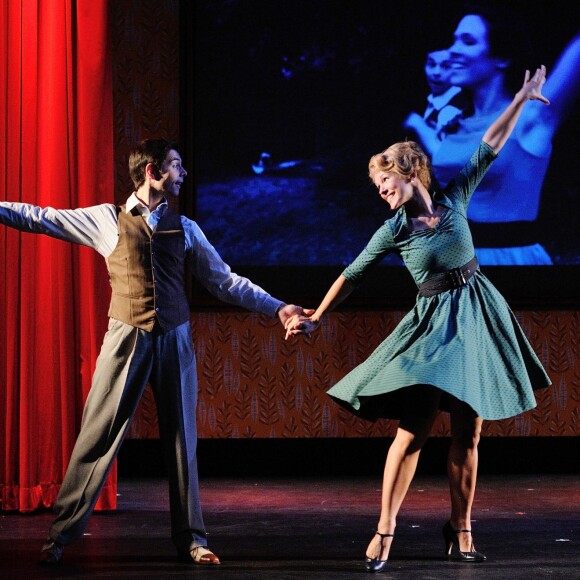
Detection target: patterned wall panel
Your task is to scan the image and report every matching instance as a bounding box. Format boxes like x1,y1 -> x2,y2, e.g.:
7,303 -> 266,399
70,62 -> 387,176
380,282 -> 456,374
110,0 -> 181,205
127,310 -> 580,438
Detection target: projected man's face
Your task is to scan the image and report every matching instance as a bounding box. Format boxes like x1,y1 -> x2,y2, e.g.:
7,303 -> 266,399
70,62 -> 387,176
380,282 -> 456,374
425,50 -> 454,96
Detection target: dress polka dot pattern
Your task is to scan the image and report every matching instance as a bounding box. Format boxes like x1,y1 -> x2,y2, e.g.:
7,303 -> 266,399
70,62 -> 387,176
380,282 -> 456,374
327,141 -> 551,421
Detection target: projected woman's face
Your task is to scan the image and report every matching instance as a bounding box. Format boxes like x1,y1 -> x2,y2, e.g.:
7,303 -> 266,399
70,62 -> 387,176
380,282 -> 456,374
447,15 -> 499,89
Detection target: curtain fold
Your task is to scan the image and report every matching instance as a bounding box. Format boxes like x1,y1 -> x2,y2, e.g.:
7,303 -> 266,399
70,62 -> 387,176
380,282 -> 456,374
0,0 -> 115,512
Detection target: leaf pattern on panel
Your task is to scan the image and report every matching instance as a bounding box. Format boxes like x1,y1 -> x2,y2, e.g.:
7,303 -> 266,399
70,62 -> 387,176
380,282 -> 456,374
281,415 -> 301,437
514,413 -> 531,436
251,390 -> 259,424
481,420 -> 504,437
234,382 -> 253,422
279,333 -> 302,358
215,316 -> 233,345
348,342 -> 361,371
294,346 -> 305,376
547,317 -> 570,373
336,311 -> 357,333
529,310 -> 551,330
198,396 -> 207,429
214,400 -> 234,438
239,425 -> 258,438
261,331 -> 279,366
535,384 -> 552,405
321,402 -> 339,437
207,402 -> 217,432
568,406 -> 580,435
258,369 -> 279,425
300,384 -> 323,437
570,371 -> 580,403
547,413 -> 569,436
528,402 -> 552,431
294,381 -> 304,411
312,352 -> 332,390
223,356 -> 234,396
278,362 -> 297,410
331,333 -> 352,372
554,377 -> 568,410
195,334 -> 206,365
230,327 -> 240,360
200,337 -> 224,397
305,351 -> 316,384
355,318 -> 379,362
240,329 -> 261,380
207,313 -> 217,335
351,420 -> 376,438
337,412 -> 374,438
320,316 -> 338,344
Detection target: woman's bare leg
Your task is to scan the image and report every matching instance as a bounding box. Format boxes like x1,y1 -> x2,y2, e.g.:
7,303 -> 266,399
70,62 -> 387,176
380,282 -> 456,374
447,397 -> 483,552
366,386 -> 441,561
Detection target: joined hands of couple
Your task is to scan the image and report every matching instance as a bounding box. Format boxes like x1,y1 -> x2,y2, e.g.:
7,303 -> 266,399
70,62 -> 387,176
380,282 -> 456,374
276,304 -> 317,339
284,312 -> 319,340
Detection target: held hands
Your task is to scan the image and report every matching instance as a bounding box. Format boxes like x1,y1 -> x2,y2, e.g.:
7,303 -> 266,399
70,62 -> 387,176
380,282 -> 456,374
277,304 -> 315,328
284,313 -> 320,340
521,65 -> 550,105
277,304 -> 319,340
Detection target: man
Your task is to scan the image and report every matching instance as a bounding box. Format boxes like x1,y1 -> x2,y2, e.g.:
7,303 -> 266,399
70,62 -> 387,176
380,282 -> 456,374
403,48 -> 468,155
0,139 -> 311,566
421,48 -> 465,132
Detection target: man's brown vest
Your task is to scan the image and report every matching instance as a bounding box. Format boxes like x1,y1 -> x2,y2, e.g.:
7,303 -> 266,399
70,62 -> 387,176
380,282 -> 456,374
107,205 -> 190,332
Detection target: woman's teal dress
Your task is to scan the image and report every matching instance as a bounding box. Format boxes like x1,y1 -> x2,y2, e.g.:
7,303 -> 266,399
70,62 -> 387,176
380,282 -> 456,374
327,141 -> 551,421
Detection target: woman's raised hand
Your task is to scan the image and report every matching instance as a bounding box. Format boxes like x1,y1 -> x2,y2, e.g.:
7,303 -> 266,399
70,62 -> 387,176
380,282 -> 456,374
522,65 -> 550,105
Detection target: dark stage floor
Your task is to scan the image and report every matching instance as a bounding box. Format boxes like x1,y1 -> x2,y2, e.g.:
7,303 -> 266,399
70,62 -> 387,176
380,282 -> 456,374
1,473 -> 578,579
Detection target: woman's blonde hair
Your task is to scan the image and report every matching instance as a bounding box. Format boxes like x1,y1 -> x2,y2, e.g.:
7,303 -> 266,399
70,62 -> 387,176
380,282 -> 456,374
368,140 -> 432,191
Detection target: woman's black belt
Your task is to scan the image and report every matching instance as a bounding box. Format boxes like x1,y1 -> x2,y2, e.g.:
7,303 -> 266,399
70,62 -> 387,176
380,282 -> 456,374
417,256 -> 479,297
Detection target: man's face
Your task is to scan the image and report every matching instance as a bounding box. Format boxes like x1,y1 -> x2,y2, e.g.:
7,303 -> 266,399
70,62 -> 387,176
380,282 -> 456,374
425,50 -> 454,96
159,149 -> 187,197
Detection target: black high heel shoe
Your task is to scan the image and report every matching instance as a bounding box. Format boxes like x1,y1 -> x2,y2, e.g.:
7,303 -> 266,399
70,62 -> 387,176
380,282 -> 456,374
364,531 -> 394,572
442,520 -> 486,562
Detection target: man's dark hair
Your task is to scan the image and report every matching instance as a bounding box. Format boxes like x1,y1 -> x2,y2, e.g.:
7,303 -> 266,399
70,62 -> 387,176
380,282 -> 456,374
128,139 -> 179,189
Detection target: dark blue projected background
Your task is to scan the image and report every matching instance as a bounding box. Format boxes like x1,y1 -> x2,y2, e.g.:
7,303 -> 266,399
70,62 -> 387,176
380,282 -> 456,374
194,0 -> 580,268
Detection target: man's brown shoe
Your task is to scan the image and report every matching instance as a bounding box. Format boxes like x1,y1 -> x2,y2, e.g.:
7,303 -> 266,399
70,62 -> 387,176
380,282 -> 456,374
38,539 -> 64,565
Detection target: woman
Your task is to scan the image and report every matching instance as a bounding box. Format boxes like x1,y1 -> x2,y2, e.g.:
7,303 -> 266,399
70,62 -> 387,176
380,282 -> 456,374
285,66 -> 551,571
430,5 -> 580,265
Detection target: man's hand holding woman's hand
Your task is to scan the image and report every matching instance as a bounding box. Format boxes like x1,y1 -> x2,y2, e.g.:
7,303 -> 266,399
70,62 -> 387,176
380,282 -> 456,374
283,313 -> 320,340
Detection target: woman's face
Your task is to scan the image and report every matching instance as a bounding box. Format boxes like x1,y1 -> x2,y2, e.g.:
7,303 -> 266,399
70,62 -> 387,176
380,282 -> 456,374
373,171 -> 412,211
447,15 -> 500,89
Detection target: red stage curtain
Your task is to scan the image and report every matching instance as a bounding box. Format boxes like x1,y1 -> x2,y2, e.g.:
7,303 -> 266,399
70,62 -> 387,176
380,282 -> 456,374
0,0 -> 115,512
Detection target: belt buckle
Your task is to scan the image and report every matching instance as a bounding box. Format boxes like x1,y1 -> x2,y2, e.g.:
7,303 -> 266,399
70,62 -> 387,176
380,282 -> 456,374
448,267 -> 466,288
